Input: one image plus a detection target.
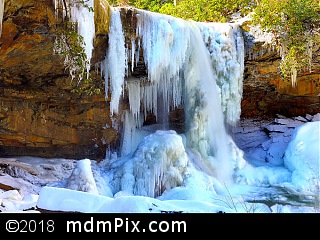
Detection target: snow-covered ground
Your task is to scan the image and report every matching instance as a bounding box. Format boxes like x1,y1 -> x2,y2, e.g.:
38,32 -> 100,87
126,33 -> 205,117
1,114 -> 319,213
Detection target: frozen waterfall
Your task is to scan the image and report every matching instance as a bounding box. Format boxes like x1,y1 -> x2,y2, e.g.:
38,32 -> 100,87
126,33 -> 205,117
103,8 -> 244,185
58,4 -> 245,194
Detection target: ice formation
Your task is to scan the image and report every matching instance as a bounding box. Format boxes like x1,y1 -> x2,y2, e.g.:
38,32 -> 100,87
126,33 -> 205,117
65,158 -> 99,194
98,7 -> 245,189
55,5 -> 245,196
0,0 -> 4,36
53,0 -> 95,80
284,121 -> 320,193
197,22 -> 244,126
101,8 -> 127,115
69,0 -> 95,77
120,130 -> 189,197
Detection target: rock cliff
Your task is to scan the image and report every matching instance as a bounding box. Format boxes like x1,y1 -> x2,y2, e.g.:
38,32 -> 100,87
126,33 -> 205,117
0,0 -> 319,159
242,31 -> 320,118
0,0 -> 118,159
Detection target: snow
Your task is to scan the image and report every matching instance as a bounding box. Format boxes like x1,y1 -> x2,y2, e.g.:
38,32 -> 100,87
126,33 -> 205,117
0,119 -> 319,213
283,121 -> 320,193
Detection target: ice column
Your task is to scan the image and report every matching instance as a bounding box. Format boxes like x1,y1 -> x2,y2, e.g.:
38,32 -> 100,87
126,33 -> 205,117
102,7 -> 127,115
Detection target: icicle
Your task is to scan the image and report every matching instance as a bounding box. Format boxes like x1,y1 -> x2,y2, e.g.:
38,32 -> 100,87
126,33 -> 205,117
279,43 -> 286,62
126,78 -> 141,121
291,66 -> 297,87
125,45 -> 129,78
53,0 -> 69,20
101,58 -> 109,101
53,0 -> 95,80
105,7 -> 127,115
280,42 -> 299,87
120,110 -> 144,157
69,0 -> 95,77
140,82 -> 158,120
131,38 -> 135,72
0,0 -> 4,37
53,0 -> 58,20
307,40 -> 313,73
136,37 -> 141,67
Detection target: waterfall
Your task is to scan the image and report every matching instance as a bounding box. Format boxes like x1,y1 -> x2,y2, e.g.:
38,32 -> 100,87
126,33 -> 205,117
104,8 -> 244,184
196,22 -> 244,126
64,5 -> 244,185
183,21 -> 233,184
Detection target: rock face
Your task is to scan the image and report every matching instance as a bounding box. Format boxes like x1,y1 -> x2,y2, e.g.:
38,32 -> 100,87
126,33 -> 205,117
0,0 -> 118,159
0,0 -> 319,159
232,113 -> 320,166
242,34 -> 320,118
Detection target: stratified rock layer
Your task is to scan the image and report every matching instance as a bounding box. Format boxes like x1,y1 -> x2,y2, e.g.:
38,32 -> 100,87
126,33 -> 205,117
242,37 -> 320,118
0,0 -> 118,159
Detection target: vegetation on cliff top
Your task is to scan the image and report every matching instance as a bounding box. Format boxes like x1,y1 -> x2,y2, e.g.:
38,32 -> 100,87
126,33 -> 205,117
251,0 -> 320,86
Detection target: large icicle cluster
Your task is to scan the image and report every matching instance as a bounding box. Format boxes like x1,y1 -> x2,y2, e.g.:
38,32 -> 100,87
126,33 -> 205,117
102,7 -> 245,185
134,10 -> 188,118
101,8 -> 127,115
